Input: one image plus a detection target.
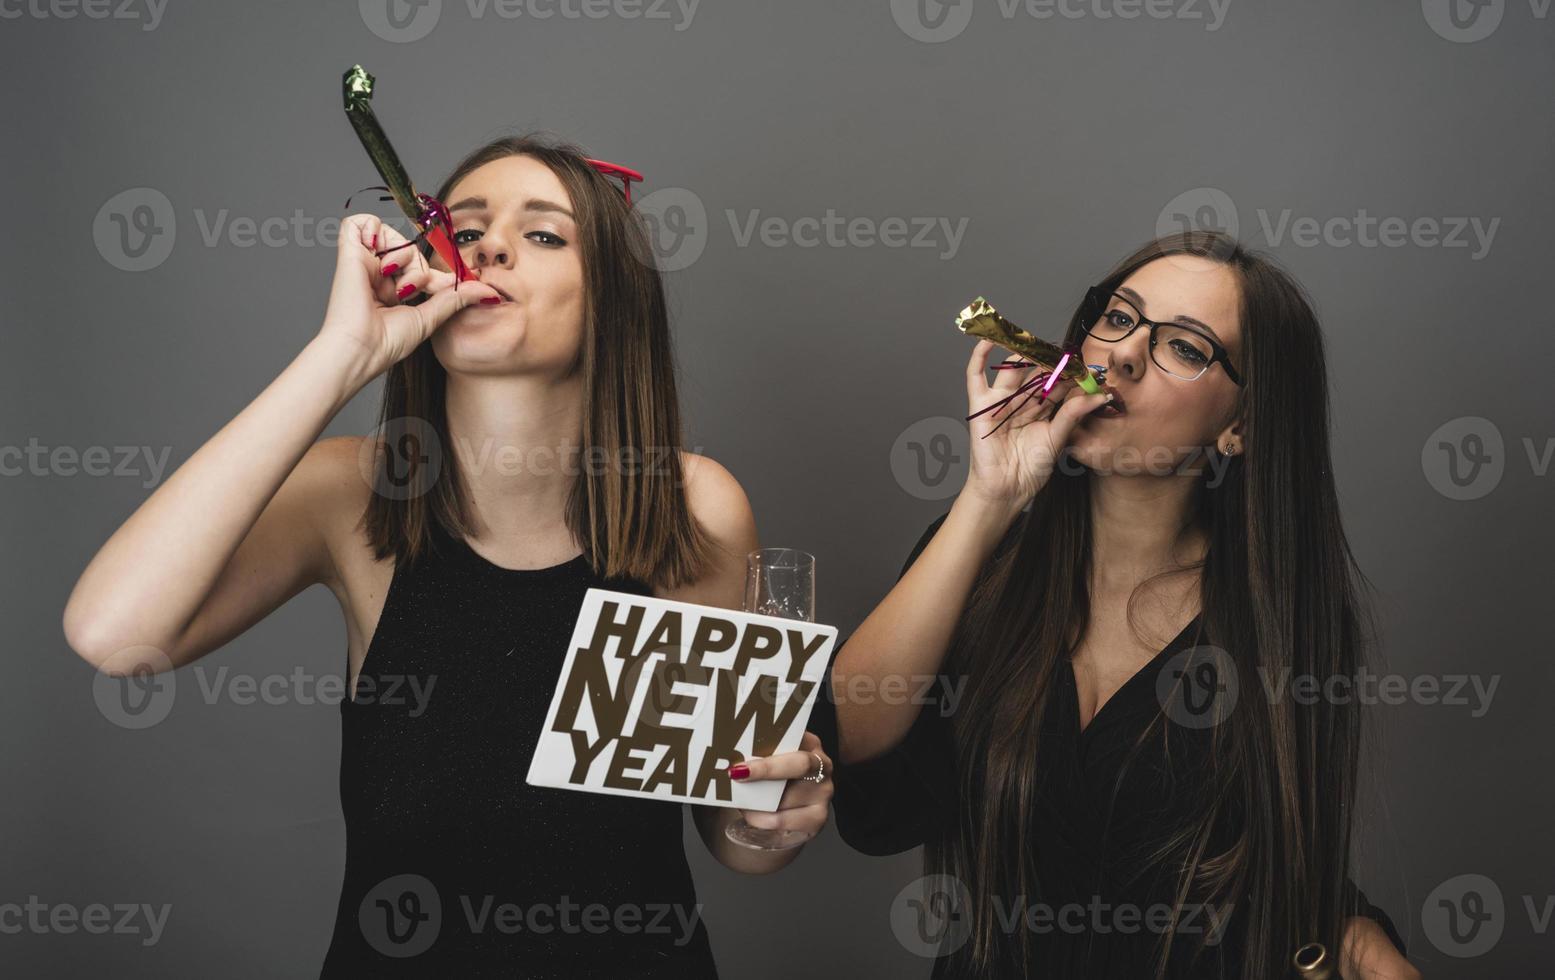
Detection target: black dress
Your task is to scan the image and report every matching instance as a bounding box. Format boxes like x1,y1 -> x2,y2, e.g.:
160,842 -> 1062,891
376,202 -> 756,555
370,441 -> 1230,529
809,513 -> 1405,979
319,519 -> 719,978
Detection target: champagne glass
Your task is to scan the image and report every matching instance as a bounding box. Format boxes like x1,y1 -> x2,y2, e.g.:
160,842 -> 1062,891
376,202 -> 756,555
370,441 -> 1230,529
724,548 -> 819,851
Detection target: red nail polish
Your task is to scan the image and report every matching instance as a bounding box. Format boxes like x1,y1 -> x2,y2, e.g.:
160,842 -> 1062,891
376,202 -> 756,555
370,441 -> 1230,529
479,296 -> 502,305
396,282 -> 418,300
381,262 -> 400,277
370,232 -> 377,249
728,764 -> 750,780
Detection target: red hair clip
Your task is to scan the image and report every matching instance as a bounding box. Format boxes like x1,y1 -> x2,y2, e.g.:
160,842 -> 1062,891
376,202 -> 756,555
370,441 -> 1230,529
585,158 -> 644,204
342,65 -> 647,286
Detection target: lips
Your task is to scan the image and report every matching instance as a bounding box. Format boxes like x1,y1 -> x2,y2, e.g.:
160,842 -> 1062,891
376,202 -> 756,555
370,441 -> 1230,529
1096,385 -> 1127,416
473,272 -> 514,303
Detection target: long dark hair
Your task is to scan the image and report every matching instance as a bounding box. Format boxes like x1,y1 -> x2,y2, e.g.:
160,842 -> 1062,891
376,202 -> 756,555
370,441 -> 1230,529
930,230 -> 1377,977
361,134 -> 713,590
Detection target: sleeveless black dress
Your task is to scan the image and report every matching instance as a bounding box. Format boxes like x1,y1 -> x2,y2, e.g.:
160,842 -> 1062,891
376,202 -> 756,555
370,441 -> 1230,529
319,519 -> 719,978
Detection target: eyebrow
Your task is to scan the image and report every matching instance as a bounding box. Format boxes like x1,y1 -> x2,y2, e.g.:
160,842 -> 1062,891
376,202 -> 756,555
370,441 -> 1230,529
1115,286 -> 1227,345
446,196 -> 575,220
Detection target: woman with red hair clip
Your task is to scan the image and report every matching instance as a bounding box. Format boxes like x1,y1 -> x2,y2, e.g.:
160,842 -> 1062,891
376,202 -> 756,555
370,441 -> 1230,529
63,134 -> 833,977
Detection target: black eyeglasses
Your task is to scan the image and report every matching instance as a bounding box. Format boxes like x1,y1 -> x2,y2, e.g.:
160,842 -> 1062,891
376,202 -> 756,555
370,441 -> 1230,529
1079,285 -> 1244,386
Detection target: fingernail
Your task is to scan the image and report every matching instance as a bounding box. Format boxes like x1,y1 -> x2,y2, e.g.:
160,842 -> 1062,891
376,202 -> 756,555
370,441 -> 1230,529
370,232 -> 377,249
396,283 -> 418,300
728,764 -> 750,780
381,262 -> 400,277
479,295 -> 503,305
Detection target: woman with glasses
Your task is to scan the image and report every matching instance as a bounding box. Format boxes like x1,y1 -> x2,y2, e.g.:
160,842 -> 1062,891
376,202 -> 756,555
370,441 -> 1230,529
62,135 -> 832,977
821,231 -> 1419,978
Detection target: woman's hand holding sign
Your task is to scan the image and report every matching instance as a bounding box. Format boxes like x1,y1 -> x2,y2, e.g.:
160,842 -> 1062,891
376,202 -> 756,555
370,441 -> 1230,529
727,730 -> 834,841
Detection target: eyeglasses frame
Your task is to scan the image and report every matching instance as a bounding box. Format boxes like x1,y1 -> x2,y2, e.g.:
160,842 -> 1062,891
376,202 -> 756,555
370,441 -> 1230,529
1078,284 -> 1244,386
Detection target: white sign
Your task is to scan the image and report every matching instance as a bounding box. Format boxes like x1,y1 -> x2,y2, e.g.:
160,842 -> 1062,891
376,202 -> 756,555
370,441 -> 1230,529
527,588 -> 837,812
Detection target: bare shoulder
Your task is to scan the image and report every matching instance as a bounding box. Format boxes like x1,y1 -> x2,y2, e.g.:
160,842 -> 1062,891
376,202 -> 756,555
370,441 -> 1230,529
679,451 -> 757,553
303,434 -> 376,520
660,452 -> 757,607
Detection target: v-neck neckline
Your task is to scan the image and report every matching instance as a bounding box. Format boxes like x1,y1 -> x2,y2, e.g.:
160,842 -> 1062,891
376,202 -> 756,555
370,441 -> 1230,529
1066,612 -> 1203,739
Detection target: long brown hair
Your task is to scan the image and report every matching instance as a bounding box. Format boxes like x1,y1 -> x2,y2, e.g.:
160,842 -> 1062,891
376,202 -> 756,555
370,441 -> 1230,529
931,230 -> 1378,977
361,134 -> 713,590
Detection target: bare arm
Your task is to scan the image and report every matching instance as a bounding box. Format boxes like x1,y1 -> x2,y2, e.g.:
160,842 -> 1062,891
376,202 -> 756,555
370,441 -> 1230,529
831,339 -> 1113,764
829,492 -> 1021,764
62,213 -> 501,673
61,339 -> 368,673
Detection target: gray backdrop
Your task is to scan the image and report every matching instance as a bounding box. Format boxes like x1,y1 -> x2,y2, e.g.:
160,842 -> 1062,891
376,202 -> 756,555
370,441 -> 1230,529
4,0 -> 1551,976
